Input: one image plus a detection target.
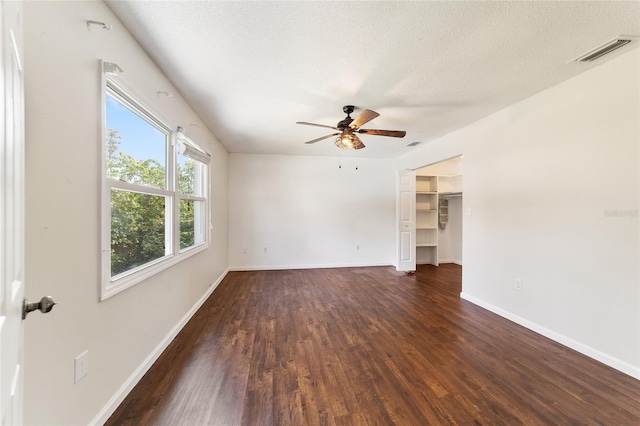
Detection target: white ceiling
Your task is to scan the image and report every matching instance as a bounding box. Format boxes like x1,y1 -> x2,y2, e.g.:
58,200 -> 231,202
105,1 -> 640,158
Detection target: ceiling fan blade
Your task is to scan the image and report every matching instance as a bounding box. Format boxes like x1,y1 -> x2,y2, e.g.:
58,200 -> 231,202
296,121 -> 340,131
304,133 -> 340,144
358,129 -> 407,138
349,109 -> 380,130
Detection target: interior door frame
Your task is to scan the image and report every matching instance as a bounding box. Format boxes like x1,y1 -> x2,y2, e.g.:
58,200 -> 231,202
0,0 -> 25,423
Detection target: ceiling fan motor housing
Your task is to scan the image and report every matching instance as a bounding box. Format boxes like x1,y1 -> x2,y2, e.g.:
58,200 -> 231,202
337,118 -> 353,130
337,105 -> 355,129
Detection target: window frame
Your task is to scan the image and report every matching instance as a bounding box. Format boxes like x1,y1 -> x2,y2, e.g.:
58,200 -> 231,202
100,66 -> 210,300
175,133 -> 209,253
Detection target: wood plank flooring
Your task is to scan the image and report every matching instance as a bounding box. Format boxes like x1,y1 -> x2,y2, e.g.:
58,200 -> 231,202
106,264 -> 640,425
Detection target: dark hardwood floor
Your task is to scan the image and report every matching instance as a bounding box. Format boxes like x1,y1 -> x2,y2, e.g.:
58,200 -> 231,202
106,264 -> 640,425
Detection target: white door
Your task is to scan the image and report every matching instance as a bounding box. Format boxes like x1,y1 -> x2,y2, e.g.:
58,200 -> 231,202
1,0 -> 25,423
396,170 -> 416,272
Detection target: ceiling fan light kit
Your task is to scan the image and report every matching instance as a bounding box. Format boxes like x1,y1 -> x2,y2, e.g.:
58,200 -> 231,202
297,105 -> 406,150
335,133 -> 365,150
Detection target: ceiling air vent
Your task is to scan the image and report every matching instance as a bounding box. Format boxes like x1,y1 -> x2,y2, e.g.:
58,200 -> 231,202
407,141 -> 421,147
573,35 -> 638,62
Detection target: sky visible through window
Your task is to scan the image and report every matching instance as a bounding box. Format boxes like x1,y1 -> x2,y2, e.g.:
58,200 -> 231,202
106,94 -> 166,164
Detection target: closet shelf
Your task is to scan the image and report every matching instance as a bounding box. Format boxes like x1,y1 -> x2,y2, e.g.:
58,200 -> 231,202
415,175 -> 440,266
439,191 -> 462,198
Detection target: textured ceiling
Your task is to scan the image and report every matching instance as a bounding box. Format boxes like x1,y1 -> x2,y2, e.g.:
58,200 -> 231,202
106,1 -> 640,158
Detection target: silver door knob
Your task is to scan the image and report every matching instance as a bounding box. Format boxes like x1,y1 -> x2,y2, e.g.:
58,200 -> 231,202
22,296 -> 56,320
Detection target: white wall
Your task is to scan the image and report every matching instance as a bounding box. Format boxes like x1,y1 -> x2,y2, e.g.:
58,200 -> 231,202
416,156 -> 463,176
229,154 -> 395,269
23,2 -> 229,424
438,196 -> 463,264
394,48 -> 640,378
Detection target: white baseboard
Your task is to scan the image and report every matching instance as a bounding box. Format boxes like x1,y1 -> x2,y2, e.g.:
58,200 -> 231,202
90,268 -> 230,426
438,259 -> 463,266
228,262 -> 390,272
460,292 -> 640,380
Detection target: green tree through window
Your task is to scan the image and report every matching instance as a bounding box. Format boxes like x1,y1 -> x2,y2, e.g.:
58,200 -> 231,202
107,129 -> 167,275
107,129 -> 201,275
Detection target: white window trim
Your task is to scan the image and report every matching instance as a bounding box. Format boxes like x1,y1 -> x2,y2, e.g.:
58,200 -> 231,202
100,61 -> 210,301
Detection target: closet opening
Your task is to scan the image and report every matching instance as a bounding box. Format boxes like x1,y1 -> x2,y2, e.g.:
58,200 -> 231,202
415,155 -> 463,268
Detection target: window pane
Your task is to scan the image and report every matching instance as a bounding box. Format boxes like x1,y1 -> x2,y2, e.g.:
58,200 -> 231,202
106,93 -> 167,189
111,189 -> 167,276
179,199 -> 205,250
177,154 -> 205,196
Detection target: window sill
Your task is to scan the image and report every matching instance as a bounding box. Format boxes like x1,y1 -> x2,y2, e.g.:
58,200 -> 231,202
100,242 -> 208,301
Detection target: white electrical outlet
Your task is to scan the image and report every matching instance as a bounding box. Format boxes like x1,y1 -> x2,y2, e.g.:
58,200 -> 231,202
74,350 -> 89,383
356,244 -> 360,250
515,279 -> 522,291
263,247 -> 268,254
242,247 -> 247,254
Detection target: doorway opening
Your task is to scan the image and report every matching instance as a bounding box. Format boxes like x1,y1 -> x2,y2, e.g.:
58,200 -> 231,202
415,155 -> 463,268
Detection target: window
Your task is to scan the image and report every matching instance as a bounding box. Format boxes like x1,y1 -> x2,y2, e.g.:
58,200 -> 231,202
176,136 -> 208,251
101,70 -> 210,299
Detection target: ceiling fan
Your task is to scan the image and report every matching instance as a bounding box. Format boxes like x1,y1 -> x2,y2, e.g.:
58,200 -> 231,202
297,105 -> 406,150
